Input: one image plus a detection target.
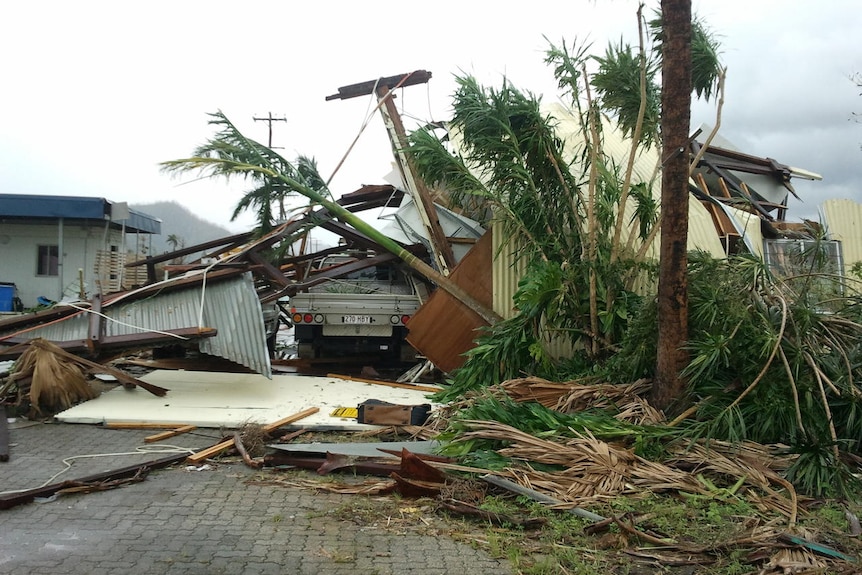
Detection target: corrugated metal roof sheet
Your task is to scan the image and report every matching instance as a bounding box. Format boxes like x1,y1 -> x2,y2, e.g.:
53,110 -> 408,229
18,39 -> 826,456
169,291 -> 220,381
0,272 -> 271,377
821,198 -> 862,278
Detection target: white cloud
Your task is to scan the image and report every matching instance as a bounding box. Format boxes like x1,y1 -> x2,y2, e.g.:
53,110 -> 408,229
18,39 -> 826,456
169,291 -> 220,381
2,0 -> 860,231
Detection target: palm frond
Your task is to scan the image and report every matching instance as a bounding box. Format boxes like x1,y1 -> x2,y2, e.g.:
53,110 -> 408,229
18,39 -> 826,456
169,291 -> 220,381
591,40 -> 660,148
544,36 -> 592,114
649,9 -> 724,101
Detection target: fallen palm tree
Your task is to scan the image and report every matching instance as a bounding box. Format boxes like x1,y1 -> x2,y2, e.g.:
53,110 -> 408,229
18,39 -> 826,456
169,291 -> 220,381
6,339 -> 97,416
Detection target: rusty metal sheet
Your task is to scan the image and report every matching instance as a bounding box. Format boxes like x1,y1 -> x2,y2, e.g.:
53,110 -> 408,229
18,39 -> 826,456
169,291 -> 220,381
406,231 -> 493,373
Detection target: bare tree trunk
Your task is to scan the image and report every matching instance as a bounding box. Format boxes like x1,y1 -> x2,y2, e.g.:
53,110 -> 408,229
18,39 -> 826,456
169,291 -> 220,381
652,0 -> 692,412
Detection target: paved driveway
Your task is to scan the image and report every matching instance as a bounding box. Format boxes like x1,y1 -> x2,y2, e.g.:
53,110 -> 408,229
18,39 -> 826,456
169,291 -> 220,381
1,421 -> 511,575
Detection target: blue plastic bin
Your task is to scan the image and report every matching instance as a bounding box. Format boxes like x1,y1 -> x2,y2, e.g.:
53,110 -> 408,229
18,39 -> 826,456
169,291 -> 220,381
0,283 -> 14,312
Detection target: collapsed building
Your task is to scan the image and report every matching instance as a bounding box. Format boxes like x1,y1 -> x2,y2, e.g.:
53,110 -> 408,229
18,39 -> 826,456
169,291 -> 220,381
0,71 -> 854,380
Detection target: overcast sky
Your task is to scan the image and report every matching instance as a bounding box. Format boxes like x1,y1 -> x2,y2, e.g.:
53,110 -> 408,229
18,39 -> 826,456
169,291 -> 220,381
1,1 -> 860,232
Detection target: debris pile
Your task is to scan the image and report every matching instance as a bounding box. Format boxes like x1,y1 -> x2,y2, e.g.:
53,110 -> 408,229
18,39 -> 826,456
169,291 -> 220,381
1,338 -> 167,418
436,380 -> 799,518
4,339 -> 96,416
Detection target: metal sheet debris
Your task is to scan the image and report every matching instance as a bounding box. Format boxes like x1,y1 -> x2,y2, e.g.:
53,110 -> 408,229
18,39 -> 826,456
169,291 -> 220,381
268,440 -> 440,457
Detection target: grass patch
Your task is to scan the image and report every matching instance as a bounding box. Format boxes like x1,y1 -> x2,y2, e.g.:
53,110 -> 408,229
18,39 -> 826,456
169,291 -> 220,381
440,490 -> 862,574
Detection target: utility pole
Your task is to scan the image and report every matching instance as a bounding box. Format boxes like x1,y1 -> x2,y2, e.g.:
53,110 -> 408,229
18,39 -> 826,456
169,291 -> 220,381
326,71 -> 457,275
253,112 -> 287,148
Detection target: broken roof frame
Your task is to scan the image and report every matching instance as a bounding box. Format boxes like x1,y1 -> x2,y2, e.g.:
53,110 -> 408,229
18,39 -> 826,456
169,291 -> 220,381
0,183 -> 445,376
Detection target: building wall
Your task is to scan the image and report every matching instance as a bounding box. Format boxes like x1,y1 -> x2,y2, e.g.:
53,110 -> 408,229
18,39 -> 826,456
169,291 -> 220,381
821,198 -> 862,280
0,221 -> 123,308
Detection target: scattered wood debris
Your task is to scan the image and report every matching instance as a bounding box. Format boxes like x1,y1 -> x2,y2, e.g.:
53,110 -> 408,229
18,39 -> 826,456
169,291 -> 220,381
187,407 -> 320,464
144,425 -> 197,444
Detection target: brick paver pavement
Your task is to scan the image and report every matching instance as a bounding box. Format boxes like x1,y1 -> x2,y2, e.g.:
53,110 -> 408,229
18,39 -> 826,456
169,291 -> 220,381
1,421 -> 512,574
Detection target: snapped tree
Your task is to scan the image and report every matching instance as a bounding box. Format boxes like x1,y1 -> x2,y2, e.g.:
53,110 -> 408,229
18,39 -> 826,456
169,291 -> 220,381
160,112 -> 500,325
653,0 -> 693,412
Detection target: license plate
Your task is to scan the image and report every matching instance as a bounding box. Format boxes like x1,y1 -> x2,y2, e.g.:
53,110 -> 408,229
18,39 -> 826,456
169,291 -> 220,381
342,315 -> 372,324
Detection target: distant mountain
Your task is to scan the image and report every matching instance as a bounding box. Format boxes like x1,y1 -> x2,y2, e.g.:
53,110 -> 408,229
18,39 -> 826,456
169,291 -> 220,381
130,201 -> 237,257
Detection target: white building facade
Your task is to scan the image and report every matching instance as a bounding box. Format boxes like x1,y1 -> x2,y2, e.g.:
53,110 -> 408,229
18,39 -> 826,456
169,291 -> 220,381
0,194 -> 160,309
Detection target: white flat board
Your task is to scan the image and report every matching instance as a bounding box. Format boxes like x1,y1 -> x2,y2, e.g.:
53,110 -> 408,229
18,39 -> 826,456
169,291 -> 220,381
56,370 -> 439,430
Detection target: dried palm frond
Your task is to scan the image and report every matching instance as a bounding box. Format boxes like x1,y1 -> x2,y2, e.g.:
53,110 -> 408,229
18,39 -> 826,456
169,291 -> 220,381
614,397 -> 665,425
451,418 -> 801,517
10,338 -> 96,415
763,548 -> 827,573
248,476 -> 395,495
500,376 -> 652,415
505,431 -> 636,499
627,457 -> 708,495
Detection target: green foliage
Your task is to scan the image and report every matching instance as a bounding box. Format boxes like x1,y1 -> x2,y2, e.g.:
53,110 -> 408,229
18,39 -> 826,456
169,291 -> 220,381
437,394 -> 663,464
612,247 -> 862,497
435,254 -> 645,401
649,10 -> 724,100
162,111 -> 330,236
784,442 -> 861,499
543,36 -> 591,114
591,40 -> 660,148
433,314 -> 548,404
605,295 -> 658,381
410,69 -> 656,393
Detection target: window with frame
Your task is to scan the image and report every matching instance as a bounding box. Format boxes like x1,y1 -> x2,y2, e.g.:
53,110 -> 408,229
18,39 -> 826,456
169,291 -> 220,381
37,245 -> 59,276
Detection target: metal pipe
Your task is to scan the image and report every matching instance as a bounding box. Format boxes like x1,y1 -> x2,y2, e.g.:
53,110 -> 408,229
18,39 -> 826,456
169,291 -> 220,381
57,217 -> 64,301
482,474 -> 606,522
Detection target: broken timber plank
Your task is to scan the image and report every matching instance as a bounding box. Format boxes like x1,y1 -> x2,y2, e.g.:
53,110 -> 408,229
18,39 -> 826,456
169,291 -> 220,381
186,438 -> 235,464
0,452 -> 187,510
187,407 -> 320,463
262,407 -> 320,434
144,425 -> 197,443
105,422 -> 193,429
326,373 -> 441,394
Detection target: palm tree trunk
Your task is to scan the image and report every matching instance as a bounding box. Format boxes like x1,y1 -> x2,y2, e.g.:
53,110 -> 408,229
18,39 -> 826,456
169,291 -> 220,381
652,0 -> 692,412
